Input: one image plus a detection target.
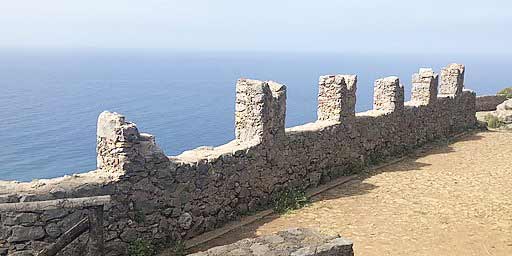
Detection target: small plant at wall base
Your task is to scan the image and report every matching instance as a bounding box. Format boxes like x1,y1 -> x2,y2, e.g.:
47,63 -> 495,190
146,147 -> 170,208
164,240 -> 187,256
129,239 -> 156,256
272,187 -> 309,214
497,87 -> 512,99
485,115 -> 504,129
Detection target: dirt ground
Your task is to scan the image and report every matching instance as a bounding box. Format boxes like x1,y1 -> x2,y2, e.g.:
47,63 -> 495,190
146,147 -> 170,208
192,131 -> 512,256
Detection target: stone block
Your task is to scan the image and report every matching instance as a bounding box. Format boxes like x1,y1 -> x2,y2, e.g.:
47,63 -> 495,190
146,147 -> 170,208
411,68 -> 438,106
188,228 -> 354,256
97,111 -> 125,140
317,74 -> 357,122
7,226 -> 45,242
2,213 -> 38,226
496,99 -> 512,123
373,76 -> 404,113
235,79 -> 286,144
440,63 -> 465,97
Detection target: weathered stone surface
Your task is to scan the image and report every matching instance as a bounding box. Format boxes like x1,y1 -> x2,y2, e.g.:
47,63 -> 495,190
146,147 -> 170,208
0,225 -> 11,240
188,228 -> 354,256
2,213 -> 38,226
97,111 -> 125,140
8,251 -> 33,256
411,68 -> 438,106
317,75 -> 357,122
0,195 -> 18,204
178,212 -> 193,230
8,226 -> 45,242
496,99 -> 512,123
476,95 -> 507,112
373,76 -> 404,113
41,209 -> 69,222
440,63 -> 465,97
45,222 -> 65,239
235,79 -> 286,144
119,228 -> 138,242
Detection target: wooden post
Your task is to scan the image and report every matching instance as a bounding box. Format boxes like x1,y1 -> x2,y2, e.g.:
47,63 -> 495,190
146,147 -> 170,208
87,205 -> 104,256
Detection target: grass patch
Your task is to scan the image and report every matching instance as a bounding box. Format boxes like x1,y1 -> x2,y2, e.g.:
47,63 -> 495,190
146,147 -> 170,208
128,237 -> 187,256
497,87 -> 512,99
366,153 -> 386,166
484,115 -> 505,128
165,240 -> 187,256
272,187 -> 309,214
129,239 -> 156,256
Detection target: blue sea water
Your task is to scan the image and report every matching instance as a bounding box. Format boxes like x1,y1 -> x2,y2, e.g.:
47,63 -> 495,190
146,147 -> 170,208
0,49 -> 510,181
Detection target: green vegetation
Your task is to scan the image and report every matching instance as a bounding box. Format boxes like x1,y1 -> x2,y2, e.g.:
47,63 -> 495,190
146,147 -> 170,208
129,239 -> 156,256
497,87 -> 512,99
272,187 -> 309,214
340,161 -> 365,176
166,240 -> 187,256
366,153 -> 387,167
128,237 -> 187,256
485,115 -> 505,128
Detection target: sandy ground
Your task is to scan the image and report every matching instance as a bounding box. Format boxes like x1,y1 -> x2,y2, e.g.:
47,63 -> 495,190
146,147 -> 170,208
193,131 -> 512,256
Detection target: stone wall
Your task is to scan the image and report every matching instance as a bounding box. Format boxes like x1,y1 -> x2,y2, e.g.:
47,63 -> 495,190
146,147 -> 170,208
188,228 -> 354,256
475,95 -> 507,111
0,63 -> 477,255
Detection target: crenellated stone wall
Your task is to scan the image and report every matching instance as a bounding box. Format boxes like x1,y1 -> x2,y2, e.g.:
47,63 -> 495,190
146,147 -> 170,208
0,63 -> 478,256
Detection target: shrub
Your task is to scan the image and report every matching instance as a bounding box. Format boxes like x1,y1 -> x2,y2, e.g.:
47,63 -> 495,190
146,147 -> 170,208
129,239 -> 156,256
497,87 -> 512,99
272,187 -> 309,214
484,115 -> 504,128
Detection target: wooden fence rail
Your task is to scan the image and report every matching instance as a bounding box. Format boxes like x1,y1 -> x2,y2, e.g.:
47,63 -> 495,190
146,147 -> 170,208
0,195 -> 111,212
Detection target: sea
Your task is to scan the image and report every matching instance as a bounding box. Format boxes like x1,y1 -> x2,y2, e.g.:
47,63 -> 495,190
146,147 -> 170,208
0,49 -> 509,181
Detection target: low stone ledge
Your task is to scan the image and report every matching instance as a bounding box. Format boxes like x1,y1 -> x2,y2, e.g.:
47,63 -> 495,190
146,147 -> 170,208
188,228 -> 354,256
476,95 -> 507,111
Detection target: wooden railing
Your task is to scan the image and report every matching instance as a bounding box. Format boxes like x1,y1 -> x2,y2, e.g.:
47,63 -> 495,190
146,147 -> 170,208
0,195 -> 111,256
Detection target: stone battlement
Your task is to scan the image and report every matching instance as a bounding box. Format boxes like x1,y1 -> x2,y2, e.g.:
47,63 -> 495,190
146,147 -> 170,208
0,63 -> 477,255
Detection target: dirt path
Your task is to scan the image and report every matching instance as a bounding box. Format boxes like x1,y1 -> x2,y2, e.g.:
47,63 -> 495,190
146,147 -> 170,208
193,131 -> 512,256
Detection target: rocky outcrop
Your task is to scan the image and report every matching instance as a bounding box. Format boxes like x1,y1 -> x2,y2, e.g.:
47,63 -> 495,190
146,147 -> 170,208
188,228 -> 354,256
477,98 -> 512,129
495,99 -> 512,123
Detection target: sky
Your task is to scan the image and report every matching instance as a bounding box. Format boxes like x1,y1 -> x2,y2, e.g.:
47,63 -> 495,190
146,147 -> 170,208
1,0 -> 511,54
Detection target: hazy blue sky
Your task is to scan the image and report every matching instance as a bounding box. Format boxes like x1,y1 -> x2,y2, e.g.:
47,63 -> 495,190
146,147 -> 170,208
1,0 -> 510,54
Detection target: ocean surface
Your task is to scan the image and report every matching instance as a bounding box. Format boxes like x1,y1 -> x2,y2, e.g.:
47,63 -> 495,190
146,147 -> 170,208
0,50 -> 509,181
